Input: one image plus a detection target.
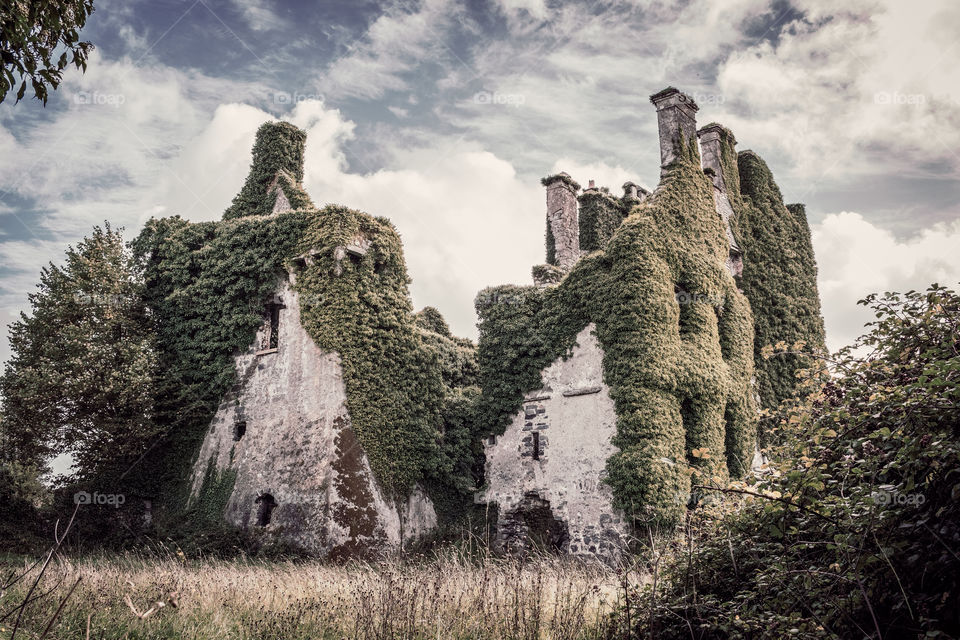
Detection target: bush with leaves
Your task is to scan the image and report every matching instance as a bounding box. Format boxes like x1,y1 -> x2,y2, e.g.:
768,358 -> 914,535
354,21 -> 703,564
626,284 -> 960,639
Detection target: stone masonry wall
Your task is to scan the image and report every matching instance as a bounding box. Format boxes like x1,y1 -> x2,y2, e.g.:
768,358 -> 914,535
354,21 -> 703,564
544,174 -> 581,270
480,324 -> 628,561
188,277 -> 436,557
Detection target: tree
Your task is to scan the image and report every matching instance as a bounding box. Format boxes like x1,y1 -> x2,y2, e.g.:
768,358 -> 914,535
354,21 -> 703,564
0,224 -> 157,486
1,0 -> 95,104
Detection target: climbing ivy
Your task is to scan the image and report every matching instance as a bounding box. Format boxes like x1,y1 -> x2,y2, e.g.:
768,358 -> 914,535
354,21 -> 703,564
729,148 -> 826,415
294,206 -> 456,495
476,154 -> 756,529
222,122 -> 314,220
578,189 -> 627,253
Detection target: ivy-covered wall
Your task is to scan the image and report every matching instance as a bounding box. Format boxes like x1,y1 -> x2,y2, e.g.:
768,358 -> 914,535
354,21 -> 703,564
578,189 -> 627,253
293,206 -> 477,501
132,212 -> 308,505
133,122 -> 478,525
476,148 -> 757,528
728,148 -> 827,413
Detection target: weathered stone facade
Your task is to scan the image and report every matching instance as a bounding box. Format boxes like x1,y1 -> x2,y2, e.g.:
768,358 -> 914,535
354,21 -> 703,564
189,278 -> 437,557
480,325 -> 628,561
479,86 -> 809,561
179,86 -> 821,563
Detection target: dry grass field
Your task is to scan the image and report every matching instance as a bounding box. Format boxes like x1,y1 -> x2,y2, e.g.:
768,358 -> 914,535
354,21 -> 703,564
0,550 -> 640,639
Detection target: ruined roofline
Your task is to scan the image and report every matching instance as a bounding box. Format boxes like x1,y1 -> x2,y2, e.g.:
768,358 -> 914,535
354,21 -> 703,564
541,172 -> 581,191
649,86 -> 699,111
697,122 -> 736,145
621,181 -> 650,197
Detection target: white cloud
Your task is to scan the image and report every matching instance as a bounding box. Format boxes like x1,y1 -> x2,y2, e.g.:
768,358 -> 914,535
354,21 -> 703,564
0,84 -> 543,344
812,211 -> 960,352
230,0 -> 287,32
714,0 -> 960,179
3,0 -> 959,364
318,0 -> 460,101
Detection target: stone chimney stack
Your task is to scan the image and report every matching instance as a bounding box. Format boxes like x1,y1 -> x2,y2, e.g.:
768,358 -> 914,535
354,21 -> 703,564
542,172 -> 581,270
697,123 -> 730,191
696,123 -> 743,277
622,181 -> 649,203
650,87 -> 699,176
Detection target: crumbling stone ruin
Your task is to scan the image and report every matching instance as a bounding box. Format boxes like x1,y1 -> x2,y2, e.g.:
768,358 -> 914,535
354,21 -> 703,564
476,87 -> 825,561
140,86 -> 823,561
139,122 -> 475,558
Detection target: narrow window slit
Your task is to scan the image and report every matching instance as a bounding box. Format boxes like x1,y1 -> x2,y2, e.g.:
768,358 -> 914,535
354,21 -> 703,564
255,493 -> 276,526
268,303 -> 281,350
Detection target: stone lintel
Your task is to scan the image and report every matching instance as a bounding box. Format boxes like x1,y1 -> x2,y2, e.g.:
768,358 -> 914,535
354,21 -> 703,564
562,386 -> 602,397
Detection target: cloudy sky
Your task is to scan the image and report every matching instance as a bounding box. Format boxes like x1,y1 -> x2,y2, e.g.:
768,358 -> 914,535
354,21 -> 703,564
2,0 -> 959,364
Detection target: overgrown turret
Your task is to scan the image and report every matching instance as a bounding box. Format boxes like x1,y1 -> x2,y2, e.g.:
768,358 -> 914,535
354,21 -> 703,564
223,121 -> 314,220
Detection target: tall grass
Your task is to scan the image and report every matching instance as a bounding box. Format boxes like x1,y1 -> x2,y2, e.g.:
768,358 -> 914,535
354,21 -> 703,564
1,549 -> 639,639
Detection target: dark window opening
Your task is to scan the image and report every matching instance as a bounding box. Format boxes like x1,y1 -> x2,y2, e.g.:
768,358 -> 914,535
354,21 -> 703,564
488,435 -> 496,446
268,304 -> 281,350
532,432 -> 541,460
505,493 -> 569,553
255,493 -> 277,526
681,397 -> 697,465
674,284 -> 696,335
233,420 -> 246,442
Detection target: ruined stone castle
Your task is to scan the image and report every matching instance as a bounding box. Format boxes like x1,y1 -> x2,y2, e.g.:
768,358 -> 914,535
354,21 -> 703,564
146,86 -> 824,561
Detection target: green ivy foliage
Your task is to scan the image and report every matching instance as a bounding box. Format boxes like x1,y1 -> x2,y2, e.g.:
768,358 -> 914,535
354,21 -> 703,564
294,206 -> 461,496
222,122 -> 314,220
627,285 -> 960,638
476,155 -> 757,528
531,263 -> 565,285
729,148 -> 826,414
578,189 -> 627,252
